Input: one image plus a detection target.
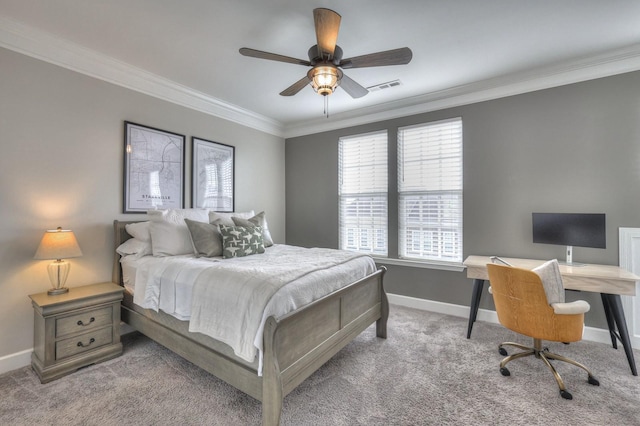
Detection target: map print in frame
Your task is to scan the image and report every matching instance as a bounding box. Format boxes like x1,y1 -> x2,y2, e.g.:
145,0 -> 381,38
124,121 -> 185,213
192,137 -> 235,212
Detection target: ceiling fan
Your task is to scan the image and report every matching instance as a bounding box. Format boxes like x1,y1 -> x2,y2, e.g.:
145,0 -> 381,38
239,8 -> 412,99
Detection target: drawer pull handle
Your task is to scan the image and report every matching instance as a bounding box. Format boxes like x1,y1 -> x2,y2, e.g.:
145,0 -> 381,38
77,317 -> 95,326
77,338 -> 96,348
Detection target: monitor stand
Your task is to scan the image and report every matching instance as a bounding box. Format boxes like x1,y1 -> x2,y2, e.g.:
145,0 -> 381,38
561,245 -> 586,267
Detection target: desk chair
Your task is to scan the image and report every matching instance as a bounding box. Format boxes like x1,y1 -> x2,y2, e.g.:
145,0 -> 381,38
486,261 -> 600,399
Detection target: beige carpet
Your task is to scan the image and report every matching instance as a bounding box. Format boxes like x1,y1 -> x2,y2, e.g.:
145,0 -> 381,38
2,305 -> 640,425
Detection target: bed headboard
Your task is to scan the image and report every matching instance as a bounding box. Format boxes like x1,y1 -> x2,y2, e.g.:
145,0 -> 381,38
112,220 -> 140,285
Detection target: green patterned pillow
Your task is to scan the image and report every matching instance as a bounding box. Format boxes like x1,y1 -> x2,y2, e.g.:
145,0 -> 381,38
219,225 -> 265,258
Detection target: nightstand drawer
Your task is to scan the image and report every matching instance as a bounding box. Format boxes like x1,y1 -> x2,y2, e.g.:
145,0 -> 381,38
56,306 -> 113,338
55,327 -> 113,360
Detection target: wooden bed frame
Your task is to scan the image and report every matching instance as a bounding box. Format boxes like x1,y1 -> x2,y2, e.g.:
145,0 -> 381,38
112,220 -> 388,425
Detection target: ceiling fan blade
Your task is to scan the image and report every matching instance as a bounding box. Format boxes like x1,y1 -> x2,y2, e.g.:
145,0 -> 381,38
280,76 -> 311,96
339,47 -> 413,69
239,48 -> 311,66
340,73 -> 368,99
313,8 -> 341,58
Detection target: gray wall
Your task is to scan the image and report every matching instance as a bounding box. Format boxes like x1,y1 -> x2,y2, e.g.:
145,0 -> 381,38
0,47 -> 285,360
286,70 -> 640,328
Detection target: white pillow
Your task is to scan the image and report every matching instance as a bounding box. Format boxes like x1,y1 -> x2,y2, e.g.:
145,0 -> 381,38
116,238 -> 152,259
148,208 -> 209,256
232,211 -> 274,247
209,210 -> 255,226
125,221 -> 151,242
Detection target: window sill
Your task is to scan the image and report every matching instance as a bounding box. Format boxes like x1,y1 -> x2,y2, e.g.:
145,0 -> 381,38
371,256 -> 465,272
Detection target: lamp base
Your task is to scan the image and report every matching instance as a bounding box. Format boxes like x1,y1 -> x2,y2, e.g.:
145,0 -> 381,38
47,287 -> 69,296
47,260 -> 71,296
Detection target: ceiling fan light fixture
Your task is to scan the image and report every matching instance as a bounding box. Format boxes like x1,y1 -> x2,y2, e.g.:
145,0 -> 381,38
308,65 -> 343,96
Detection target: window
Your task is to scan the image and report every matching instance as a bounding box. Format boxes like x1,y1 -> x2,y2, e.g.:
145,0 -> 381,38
398,118 -> 463,263
338,118 -> 463,266
339,131 -> 388,256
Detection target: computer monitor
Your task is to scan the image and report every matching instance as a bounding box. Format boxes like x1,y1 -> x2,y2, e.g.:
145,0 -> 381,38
532,213 -> 606,265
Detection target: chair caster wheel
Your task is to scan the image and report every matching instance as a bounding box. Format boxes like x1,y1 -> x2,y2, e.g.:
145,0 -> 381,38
500,367 -> 510,376
560,390 -> 573,400
588,376 -> 600,386
499,347 -> 508,356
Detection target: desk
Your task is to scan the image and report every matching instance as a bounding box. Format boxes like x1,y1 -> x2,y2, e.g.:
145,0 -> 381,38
463,255 -> 639,376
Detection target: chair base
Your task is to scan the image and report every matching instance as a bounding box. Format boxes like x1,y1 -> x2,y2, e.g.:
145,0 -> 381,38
498,338 -> 599,400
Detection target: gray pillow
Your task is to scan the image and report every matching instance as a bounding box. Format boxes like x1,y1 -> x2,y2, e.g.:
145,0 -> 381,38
184,218 -> 223,257
232,211 -> 274,247
219,225 -> 265,258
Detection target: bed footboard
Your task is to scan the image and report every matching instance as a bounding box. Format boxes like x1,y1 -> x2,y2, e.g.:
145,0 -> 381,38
262,266 -> 388,425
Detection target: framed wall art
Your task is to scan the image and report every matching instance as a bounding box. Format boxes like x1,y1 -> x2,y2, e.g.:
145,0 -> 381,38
192,137 -> 235,212
123,121 -> 185,213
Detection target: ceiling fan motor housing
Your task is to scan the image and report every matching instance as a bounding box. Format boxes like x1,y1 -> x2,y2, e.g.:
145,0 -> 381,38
308,45 -> 343,65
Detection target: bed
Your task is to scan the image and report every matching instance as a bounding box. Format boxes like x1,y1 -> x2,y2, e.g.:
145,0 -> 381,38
112,219 -> 388,425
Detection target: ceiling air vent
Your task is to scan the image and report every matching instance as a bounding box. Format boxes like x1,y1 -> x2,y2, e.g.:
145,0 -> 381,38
367,79 -> 402,92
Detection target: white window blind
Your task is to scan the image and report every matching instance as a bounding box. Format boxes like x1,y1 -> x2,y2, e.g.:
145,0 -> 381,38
339,131 -> 388,256
398,117 -> 463,263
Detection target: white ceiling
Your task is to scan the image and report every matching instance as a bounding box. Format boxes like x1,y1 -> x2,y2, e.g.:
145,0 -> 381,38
2,0 -> 640,137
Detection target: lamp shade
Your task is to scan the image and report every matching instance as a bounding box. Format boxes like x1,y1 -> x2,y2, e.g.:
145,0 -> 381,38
34,228 -> 83,260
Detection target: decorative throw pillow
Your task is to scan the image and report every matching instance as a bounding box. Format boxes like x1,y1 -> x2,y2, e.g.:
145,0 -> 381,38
184,218 -> 223,257
219,225 -> 265,258
208,210 -> 255,227
148,208 -> 209,256
533,259 -> 565,305
232,211 -> 274,247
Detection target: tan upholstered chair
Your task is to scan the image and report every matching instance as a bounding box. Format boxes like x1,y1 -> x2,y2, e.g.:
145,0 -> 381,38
486,262 -> 599,400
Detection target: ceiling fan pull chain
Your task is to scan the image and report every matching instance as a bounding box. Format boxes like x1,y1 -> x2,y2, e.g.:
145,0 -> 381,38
324,95 -> 329,118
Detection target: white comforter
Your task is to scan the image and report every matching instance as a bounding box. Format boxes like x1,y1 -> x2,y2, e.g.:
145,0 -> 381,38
131,244 -> 376,374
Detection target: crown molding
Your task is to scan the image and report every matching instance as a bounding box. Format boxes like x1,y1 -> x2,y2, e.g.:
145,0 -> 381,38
284,43 -> 640,138
0,16 -> 285,137
3,15 -> 640,141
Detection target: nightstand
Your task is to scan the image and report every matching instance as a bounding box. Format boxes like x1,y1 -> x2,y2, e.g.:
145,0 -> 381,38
29,282 -> 124,383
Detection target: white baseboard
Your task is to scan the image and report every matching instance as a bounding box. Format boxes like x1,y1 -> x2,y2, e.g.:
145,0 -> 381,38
387,293 -> 633,349
0,348 -> 32,375
0,296 -> 632,375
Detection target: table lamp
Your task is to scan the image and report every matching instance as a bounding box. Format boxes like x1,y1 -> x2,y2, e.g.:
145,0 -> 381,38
34,227 -> 83,295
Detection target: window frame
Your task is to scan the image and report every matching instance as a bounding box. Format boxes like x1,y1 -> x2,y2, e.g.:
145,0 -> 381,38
336,118 -> 464,271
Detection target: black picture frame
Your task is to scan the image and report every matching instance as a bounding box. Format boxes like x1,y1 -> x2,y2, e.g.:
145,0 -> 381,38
123,121 -> 185,213
191,137 -> 235,212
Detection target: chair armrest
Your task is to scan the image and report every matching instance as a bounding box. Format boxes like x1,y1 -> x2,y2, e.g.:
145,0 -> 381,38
551,300 -> 590,315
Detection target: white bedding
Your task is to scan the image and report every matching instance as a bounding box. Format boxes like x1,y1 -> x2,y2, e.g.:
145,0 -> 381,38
124,244 -> 376,374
